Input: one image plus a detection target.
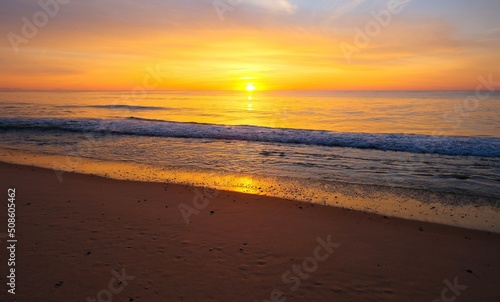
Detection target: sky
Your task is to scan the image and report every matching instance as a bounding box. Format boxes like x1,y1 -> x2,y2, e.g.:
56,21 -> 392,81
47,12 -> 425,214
1,0 -> 499,91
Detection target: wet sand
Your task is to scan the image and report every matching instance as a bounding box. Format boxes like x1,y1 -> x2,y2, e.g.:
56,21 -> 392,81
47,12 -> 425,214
0,162 -> 499,301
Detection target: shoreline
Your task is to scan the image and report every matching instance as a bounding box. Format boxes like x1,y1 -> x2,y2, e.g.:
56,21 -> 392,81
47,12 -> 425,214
1,148 -> 499,233
1,162 -> 500,301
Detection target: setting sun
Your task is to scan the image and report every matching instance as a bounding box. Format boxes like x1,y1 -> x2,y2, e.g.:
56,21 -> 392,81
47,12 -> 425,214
246,83 -> 256,91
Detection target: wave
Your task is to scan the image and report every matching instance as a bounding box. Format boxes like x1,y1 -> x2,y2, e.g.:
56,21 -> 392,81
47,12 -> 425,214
56,104 -> 170,111
0,117 -> 499,157
89,105 -> 170,110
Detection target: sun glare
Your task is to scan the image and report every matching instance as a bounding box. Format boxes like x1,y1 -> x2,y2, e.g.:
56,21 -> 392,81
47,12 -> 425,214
246,83 -> 256,91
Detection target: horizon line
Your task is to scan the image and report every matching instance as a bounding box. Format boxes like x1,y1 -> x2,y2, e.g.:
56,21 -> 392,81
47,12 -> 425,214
0,88 -> 490,93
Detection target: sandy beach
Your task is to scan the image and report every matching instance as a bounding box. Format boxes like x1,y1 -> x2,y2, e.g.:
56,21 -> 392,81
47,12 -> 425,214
0,162 -> 498,302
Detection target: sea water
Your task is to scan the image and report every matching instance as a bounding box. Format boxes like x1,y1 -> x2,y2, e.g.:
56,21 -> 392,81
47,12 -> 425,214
0,91 -> 499,231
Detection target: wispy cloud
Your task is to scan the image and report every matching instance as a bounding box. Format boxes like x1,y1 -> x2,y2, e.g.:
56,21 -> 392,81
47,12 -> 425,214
324,0 -> 364,22
487,27 -> 500,34
244,0 -> 297,14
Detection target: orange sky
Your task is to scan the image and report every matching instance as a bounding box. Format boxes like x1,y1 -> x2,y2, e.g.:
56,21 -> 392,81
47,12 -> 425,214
1,0 -> 499,91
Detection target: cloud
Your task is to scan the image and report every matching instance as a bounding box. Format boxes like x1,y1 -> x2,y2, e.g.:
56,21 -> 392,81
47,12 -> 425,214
324,0 -> 364,22
244,0 -> 297,14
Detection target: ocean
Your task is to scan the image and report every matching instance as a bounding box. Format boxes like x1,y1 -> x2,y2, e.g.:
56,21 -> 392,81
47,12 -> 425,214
1,90 -> 499,231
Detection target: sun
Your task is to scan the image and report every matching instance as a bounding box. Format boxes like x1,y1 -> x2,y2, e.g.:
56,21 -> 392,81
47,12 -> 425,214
246,83 -> 256,91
